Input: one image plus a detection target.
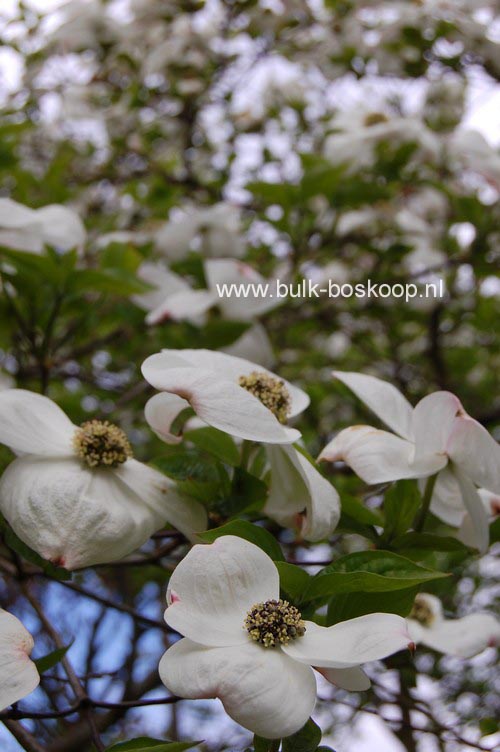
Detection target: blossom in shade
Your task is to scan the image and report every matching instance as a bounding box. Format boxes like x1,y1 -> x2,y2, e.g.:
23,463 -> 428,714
159,535 -> 412,739
408,593 -> 500,658
0,198 -> 86,254
132,261 -> 215,325
0,390 -> 206,569
319,372 -> 500,552
142,349 -> 309,444
0,609 -> 39,711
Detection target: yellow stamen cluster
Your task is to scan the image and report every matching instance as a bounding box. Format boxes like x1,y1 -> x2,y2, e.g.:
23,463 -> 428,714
238,371 -> 291,424
73,420 -> 133,468
363,112 -> 389,127
410,596 -> 435,628
244,599 -> 306,648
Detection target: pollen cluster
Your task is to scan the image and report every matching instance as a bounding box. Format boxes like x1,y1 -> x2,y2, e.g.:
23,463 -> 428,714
244,599 -> 306,648
73,420 -> 133,468
410,596 -> 435,628
238,371 -> 291,424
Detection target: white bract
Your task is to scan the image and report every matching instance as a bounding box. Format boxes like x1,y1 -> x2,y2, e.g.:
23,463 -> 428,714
142,349 -> 309,444
265,445 -> 340,542
0,609 -> 39,711
154,203 -> 244,261
319,372 -> 500,552
204,258 -> 280,321
0,199 -> 86,254
132,261 -> 215,325
0,390 -> 206,569
222,323 -> 276,370
408,593 -> 500,658
159,535 -> 411,739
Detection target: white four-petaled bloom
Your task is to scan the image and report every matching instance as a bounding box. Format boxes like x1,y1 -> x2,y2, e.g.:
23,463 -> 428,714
159,535 -> 412,739
408,593 -> 500,658
0,390 -> 206,569
0,198 -> 86,254
0,609 -> 39,711
142,349 -> 309,444
132,261 -> 215,326
319,372 -> 500,552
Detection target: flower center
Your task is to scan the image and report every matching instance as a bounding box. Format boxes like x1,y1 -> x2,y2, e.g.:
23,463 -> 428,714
244,599 -> 306,648
409,596 -> 435,628
73,420 -> 133,468
363,112 -> 389,127
238,371 -> 291,424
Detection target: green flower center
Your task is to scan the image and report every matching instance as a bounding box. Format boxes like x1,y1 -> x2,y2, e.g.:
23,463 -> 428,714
363,112 -> 389,127
73,420 -> 133,468
410,596 -> 435,628
244,599 -> 306,648
238,371 -> 291,424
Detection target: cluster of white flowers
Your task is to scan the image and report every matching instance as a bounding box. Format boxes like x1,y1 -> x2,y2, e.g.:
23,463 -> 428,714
0,345 -> 498,734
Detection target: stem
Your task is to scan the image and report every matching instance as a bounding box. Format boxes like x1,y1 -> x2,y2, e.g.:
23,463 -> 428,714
414,474 -> 438,532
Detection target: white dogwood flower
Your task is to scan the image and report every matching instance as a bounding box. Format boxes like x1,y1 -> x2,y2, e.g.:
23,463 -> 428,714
159,535 -> 412,739
0,609 -> 39,711
142,349 -> 309,444
132,261 -> 215,325
265,445 -> 340,542
0,390 -> 206,569
319,372 -> 500,552
0,198 -> 86,254
408,593 -> 500,658
154,203 -> 244,261
204,258 -> 280,321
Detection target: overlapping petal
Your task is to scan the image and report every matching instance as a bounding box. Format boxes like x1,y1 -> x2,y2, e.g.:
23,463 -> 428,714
447,415 -> 500,493
412,392 -> 461,465
333,371 -> 414,439
282,614 -> 411,669
164,536 -> 280,647
115,459 -> 207,542
452,468 -> 489,553
144,392 -> 189,444
319,425 -> 443,484
0,609 -> 40,711
0,389 -> 75,456
320,666 -> 371,691
265,445 -> 340,541
0,456 -> 183,569
159,638 -> 317,739
408,613 -> 500,658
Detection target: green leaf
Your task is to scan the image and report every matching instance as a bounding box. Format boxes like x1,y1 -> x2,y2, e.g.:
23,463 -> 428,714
184,427 -> 240,466
304,550 -> 448,601
152,450 -> 222,483
217,468 -> 268,517
0,515 -> 71,581
253,737 -> 280,752
391,533 -> 471,552
105,738 -> 200,752
34,642 -> 73,673
69,268 -> 152,296
275,562 -> 312,604
340,493 -> 384,527
327,587 -> 418,625
201,320 -> 250,348
282,719 -> 322,752
199,521 -> 285,561
382,480 -> 421,542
